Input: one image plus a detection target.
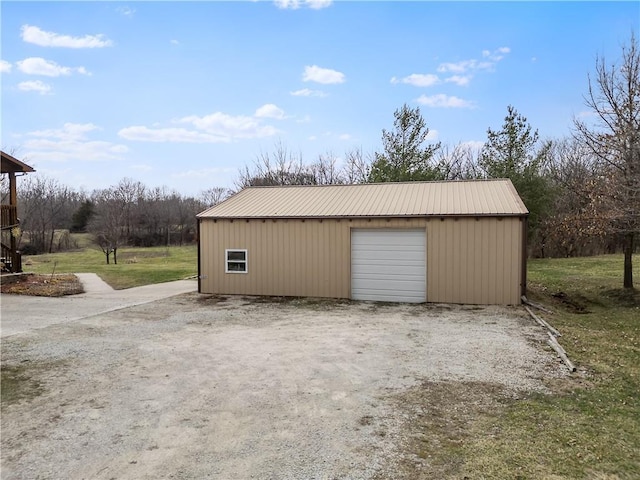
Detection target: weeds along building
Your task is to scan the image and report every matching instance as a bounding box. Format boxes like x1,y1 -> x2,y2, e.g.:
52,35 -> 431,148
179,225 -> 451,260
197,179 -> 528,305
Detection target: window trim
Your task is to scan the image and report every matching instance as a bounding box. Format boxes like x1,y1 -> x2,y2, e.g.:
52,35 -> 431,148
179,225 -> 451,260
225,249 -> 248,274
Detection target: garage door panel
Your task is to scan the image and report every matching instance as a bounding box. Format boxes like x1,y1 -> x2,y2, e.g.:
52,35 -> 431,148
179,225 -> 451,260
351,229 -> 426,303
353,254 -> 423,263
352,265 -> 425,276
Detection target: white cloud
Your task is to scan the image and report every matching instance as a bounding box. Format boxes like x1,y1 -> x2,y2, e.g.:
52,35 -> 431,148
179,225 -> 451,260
416,94 -> 476,109
426,129 -> 439,141
274,0 -> 332,9
30,122 -> 100,140
437,59 -> 478,74
179,112 -> 279,139
255,103 -> 286,119
171,39 -> 180,45
391,73 -> 439,87
306,0 -> 332,9
290,88 -> 327,97
119,108 -> 281,144
338,133 -> 352,141
118,126 -> 227,143
116,6 -> 135,17
21,24 -> 113,48
303,65 -> 345,84
439,47 -> 510,74
17,57 -> 90,77
24,123 -> 128,162
445,75 -> 471,86
275,0 -> 300,8
1,60 -> 12,73
18,80 -> 52,95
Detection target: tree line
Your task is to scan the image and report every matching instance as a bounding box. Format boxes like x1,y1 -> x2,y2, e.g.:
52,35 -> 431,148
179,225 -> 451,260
2,33 -> 638,287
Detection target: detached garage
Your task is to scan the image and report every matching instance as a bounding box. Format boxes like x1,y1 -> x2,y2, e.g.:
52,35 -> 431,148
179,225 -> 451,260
197,179 -> 528,305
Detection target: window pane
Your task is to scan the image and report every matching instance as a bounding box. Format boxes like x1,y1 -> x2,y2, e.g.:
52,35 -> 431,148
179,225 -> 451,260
227,262 -> 246,272
227,251 -> 246,261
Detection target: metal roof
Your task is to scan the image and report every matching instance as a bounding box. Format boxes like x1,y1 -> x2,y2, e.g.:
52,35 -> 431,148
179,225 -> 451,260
197,179 -> 529,219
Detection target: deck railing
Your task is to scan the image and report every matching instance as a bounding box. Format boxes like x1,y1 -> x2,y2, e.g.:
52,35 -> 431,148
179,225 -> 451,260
1,204 -> 18,229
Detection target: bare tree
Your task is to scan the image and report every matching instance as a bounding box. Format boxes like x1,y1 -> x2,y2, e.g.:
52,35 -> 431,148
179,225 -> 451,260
310,151 -> 345,185
89,187 -> 127,264
200,187 -> 230,208
18,176 -> 74,253
537,138 -> 602,257
434,143 -> 483,180
343,147 -> 371,184
236,141 -> 315,188
574,32 -> 640,288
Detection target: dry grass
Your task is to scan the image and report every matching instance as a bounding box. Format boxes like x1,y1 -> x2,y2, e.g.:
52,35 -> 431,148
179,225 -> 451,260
0,273 -> 84,297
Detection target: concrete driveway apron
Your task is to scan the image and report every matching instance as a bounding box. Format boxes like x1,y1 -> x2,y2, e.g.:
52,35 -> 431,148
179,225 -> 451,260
0,273 -> 197,337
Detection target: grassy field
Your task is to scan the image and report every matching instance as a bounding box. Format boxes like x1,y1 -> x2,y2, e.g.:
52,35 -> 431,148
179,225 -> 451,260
439,255 -> 639,479
24,244 -> 197,289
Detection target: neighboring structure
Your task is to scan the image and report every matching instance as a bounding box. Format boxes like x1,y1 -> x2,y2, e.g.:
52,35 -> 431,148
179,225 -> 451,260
1,151 -> 35,273
197,179 -> 528,305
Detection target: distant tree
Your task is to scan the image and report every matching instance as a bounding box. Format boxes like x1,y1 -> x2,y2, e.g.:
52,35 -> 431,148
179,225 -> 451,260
237,141 -> 315,187
538,137 -> 602,257
480,105 -> 553,237
71,200 -> 95,233
434,143 -> 483,180
89,187 -> 126,264
19,176 -> 74,253
368,104 -> 442,183
343,147 -> 371,184
574,32 -> 640,289
200,187 -> 230,208
310,151 -> 345,185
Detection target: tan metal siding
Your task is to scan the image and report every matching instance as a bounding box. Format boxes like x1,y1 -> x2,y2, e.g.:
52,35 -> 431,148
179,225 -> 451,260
199,216 -> 522,305
425,217 -> 522,304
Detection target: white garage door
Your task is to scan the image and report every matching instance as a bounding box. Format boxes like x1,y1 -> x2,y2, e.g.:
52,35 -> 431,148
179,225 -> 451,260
351,229 -> 426,303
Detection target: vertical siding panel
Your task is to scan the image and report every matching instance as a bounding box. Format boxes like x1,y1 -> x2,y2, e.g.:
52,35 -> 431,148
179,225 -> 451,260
459,220 -> 468,303
292,221 -> 299,296
284,220 -> 292,296
512,219 -> 522,304
453,220 -> 461,303
479,219 -> 488,304
443,220 -> 452,303
343,221 -> 350,298
429,220 -> 438,302
437,219 -> 446,302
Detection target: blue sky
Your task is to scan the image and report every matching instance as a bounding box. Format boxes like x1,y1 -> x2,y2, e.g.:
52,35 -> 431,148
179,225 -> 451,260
1,1 -> 638,196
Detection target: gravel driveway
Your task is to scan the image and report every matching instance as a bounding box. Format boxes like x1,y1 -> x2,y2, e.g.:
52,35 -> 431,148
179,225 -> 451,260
1,294 -> 565,479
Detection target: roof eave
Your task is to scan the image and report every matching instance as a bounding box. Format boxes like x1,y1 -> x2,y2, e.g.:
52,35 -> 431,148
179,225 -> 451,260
198,212 -> 529,220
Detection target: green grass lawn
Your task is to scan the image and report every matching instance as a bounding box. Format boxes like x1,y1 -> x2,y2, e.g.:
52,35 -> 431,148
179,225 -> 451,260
24,244 -> 198,289
454,254 -> 640,479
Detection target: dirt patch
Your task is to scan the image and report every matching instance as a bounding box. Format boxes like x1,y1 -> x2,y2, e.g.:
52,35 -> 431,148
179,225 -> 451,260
1,363 -> 45,406
602,288 -> 640,307
0,273 -> 84,297
376,380 -> 516,479
0,297 -> 566,479
551,291 -> 591,314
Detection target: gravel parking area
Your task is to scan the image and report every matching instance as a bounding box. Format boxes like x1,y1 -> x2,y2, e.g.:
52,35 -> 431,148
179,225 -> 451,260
1,294 -> 565,479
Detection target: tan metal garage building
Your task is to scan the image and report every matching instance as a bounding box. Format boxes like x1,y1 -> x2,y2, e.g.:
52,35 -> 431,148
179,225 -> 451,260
197,179 -> 528,305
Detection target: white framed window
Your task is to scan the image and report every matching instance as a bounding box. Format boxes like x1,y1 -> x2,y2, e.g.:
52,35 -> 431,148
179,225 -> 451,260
225,249 -> 248,273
